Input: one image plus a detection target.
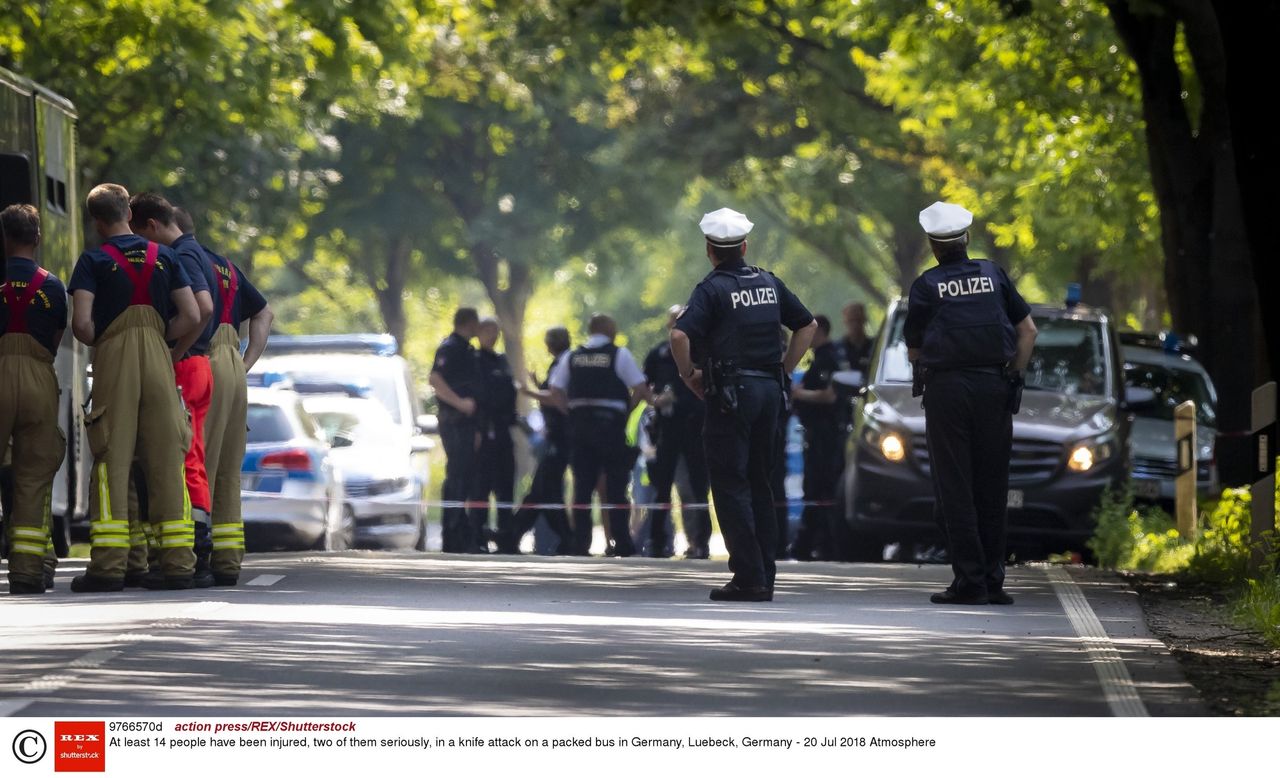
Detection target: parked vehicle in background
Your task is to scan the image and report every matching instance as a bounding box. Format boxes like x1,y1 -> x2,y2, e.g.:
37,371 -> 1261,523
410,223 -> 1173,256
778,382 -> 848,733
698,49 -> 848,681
1,67 -> 88,555
250,339 -> 432,504
302,394 -> 429,550
1121,342 -> 1219,503
241,387 -> 349,551
837,296 -> 1145,561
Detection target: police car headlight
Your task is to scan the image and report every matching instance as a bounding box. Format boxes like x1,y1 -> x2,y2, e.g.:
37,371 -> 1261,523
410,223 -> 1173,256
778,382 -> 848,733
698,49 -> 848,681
880,432 -> 906,463
862,422 -> 907,463
1067,445 -> 1094,472
1067,435 -> 1115,473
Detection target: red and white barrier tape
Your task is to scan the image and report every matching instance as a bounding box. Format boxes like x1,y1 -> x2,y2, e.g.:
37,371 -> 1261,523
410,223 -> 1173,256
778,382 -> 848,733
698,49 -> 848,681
426,499 -> 836,511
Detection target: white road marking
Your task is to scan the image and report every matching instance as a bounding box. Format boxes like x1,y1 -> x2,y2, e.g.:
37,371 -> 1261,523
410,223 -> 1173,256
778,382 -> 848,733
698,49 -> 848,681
246,574 -> 284,587
69,649 -> 120,669
1046,566 -> 1149,717
0,698 -> 34,716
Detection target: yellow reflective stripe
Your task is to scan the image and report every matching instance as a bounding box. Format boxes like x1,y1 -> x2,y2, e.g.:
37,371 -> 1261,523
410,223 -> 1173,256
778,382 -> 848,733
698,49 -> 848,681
11,527 -> 48,541
93,539 -> 132,548
211,525 -> 245,535
158,538 -> 195,548
160,521 -> 194,534
11,542 -> 48,555
97,462 -> 112,522
183,483 -> 192,523
91,520 -> 130,531
212,541 -> 246,549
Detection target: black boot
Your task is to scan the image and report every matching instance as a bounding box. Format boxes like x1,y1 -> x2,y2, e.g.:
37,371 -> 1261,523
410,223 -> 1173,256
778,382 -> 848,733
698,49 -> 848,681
709,581 -> 772,602
124,569 -> 149,588
71,574 -> 124,593
141,573 -> 195,591
213,572 -> 239,587
9,577 -> 45,595
193,554 -> 215,588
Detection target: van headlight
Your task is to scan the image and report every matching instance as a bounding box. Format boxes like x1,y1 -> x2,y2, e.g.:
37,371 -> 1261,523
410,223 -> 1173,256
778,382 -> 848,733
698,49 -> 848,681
862,421 -> 908,463
1067,434 -> 1115,473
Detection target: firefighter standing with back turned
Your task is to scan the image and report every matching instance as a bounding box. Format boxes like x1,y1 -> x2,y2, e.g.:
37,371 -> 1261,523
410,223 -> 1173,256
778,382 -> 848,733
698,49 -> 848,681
1,204 -> 68,595
202,233 -> 273,586
128,194 -> 217,587
905,202 -> 1037,606
670,208 -> 816,601
68,184 -> 201,592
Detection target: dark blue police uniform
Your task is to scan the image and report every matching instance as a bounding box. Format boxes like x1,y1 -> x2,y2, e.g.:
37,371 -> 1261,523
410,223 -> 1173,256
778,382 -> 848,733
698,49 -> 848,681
675,260 -> 813,593
510,351 -> 575,553
904,254 -> 1030,600
792,339 -> 843,561
643,341 -> 710,558
564,342 -> 636,557
473,347 -> 518,553
431,332 -> 480,553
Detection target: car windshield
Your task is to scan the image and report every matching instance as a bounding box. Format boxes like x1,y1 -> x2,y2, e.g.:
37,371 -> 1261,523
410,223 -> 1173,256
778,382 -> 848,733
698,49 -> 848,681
307,405 -> 402,447
876,311 -> 1110,397
1024,317 -> 1109,396
281,365 -> 404,425
1124,361 -> 1217,426
247,405 -> 294,443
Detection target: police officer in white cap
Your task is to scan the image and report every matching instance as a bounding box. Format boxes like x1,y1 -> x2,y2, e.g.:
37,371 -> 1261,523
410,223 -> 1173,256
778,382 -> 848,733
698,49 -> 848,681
669,208 -> 817,601
904,202 -> 1038,605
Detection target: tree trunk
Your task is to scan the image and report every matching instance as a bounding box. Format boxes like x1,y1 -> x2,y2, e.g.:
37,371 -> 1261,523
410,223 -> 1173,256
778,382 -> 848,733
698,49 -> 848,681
1215,0 -> 1278,380
473,242 -> 533,410
891,219 -> 927,295
370,234 -> 410,349
1106,0 -> 1259,432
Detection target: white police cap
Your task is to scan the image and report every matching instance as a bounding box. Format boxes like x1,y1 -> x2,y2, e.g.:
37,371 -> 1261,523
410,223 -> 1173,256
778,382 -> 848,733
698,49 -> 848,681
919,201 -> 973,241
699,207 -> 754,247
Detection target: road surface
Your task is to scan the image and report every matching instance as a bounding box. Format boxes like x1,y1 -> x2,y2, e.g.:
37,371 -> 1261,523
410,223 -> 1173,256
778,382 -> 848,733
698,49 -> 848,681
1,553 -> 1202,716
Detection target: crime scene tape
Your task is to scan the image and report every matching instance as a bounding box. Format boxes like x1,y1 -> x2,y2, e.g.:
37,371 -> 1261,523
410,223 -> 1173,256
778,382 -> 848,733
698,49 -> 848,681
425,499 -> 836,511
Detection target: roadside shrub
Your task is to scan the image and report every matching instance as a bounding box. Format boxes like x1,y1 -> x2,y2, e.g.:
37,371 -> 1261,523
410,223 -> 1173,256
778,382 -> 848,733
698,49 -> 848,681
1186,489 -> 1252,586
1087,485 -> 1193,572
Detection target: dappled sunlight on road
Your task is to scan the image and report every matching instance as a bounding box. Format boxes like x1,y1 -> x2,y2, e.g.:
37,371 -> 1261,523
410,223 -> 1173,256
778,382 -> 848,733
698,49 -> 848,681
0,553 -> 1190,716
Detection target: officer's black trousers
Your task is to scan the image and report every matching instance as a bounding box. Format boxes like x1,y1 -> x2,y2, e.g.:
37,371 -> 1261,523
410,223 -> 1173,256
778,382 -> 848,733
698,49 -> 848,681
470,427 -> 515,552
511,437 -> 573,553
794,422 -> 844,560
569,409 -> 635,557
439,418 -> 478,553
704,376 -> 781,589
923,370 -> 1013,596
647,413 -> 710,557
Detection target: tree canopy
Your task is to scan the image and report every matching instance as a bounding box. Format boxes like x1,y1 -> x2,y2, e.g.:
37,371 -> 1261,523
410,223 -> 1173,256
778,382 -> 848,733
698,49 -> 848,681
2,0 -> 1270,418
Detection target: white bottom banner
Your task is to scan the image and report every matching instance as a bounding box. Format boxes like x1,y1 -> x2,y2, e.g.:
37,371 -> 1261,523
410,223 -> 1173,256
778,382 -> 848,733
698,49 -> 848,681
2,717 -> 1271,775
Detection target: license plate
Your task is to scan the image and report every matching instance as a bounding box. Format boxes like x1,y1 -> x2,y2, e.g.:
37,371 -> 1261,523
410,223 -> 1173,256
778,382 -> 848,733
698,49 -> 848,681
1007,489 -> 1024,509
1132,479 -> 1161,500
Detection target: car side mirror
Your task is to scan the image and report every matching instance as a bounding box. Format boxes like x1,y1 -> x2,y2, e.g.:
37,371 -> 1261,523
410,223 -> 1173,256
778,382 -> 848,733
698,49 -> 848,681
410,434 -> 435,454
416,414 -> 439,435
1122,386 -> 1157,411
331,433 -> 355,449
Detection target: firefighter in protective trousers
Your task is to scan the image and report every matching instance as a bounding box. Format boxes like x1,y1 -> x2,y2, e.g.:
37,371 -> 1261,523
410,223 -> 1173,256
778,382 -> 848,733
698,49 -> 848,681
67,184 -> 202,592
1,204 -> 68,594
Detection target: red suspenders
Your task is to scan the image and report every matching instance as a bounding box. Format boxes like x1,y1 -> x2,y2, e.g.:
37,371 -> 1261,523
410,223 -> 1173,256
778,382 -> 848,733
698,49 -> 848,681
100,241 -> 159,305
1,267 -> 50,334
217,260 -> 239,326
